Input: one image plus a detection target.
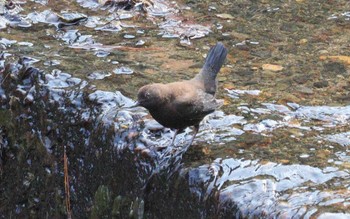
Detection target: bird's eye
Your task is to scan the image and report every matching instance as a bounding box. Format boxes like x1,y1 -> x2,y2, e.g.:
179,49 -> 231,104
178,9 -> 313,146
145,92 -> 150,98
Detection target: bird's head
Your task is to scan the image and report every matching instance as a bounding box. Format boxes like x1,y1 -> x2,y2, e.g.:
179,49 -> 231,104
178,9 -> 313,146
136,84 -> 166,110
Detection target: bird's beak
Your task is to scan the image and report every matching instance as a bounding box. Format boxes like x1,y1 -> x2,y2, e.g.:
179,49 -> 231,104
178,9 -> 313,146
130,101 -> 140,108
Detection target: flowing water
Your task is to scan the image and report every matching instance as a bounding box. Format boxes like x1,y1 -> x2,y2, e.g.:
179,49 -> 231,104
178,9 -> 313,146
0,0 -> 350,218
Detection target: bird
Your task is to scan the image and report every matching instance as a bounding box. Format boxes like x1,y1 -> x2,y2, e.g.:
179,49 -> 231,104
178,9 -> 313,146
136,42 -> 228,146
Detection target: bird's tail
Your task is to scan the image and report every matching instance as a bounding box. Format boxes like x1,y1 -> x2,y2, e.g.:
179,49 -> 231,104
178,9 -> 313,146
196,42 -> 228,94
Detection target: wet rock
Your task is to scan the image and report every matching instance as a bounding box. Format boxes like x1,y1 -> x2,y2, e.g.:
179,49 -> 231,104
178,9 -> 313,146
244,119 -> 281,133
57,12 -> 87,24
94,50 -> 110,58
322,132 -> 350,147
318,213 -> 350,219
21,56 -> 40,65
263,103 -> 350,126
87,71 -> 111,80
0,16 -> 7,29
216,158 -> 348,217
234,42 -> 250,51
124,34 -> 135,39
43,60 -> 60,66
226,89 -> 261,99
135,39 -> 145,46
76,0 -> 100,9
113,66 -> 134,75
26,10 -> 59,24
95,21 -> 123,32
155,4 -> 210,40
17,42 -> 33,47
0,38 -> 17,48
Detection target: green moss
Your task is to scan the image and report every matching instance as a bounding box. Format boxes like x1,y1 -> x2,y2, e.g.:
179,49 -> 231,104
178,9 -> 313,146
90,185 -> 112,219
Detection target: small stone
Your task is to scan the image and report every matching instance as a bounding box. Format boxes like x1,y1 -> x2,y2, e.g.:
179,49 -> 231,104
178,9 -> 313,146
298,38 -> 308,44
216,13 -> 234,20
320,55 -> 350,65
278,93 -> 299,103
262,64 -> 284,72
113,67 -> 133,75
296,85 -> 313,94
124,34 -> 135,39
322,62 -> 347,76
135,40 -> 145,46
293,74 -> 310,84
230,31 -> 250,40
319,50 -> 329,54
300,154 -> 310,158
313,80 -> 329,88
279,159 -> 290,164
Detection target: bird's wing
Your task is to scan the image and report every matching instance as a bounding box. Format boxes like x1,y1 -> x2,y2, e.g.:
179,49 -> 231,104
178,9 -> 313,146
171,90 -> 222,119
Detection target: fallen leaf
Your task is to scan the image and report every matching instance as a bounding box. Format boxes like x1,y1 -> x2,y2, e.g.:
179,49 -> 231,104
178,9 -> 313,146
216,13 -> 234,20
223,98 -> 230,105
298,38 -> 308,44
223,83 -> 235,89
230,30 -> 250,40
279,159 -> 290,164
341,162 -> 350,169
202,147 -> 211,155
262,64 -> 284,71
319,55 -> 350,65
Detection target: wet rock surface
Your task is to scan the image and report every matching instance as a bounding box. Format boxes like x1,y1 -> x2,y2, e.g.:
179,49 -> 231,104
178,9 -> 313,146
1,0 -> 350,218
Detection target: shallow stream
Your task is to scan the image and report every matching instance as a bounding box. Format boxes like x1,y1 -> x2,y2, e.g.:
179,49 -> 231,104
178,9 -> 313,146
1,0 -> 350,218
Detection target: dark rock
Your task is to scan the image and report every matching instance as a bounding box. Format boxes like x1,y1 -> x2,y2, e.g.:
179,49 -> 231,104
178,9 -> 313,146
322,62 -> 347,77
293,74 -> 310,84
295,85 -> 313,94
235,69 -> 254,77
313,80 -> 329,88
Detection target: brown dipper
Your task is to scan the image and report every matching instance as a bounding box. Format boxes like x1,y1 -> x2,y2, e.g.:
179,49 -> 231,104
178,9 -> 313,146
137,42 -> 228,146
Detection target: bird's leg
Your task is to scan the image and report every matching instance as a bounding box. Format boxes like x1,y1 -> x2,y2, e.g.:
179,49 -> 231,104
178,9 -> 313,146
188,124 -> 199,146
170,129 -> 179,146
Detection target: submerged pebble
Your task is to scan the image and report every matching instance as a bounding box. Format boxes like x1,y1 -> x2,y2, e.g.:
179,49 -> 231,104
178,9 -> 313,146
87,71 -> 111,80
57,12 -> 87,24
21,56 -> 40,65
135,40 -> 145,46
300,154 -> 310,158
43,60 -> 60,66
95,21 -> 122,32
0,38 -> 17,47
94,50 -> 110,58
17,42 -> 33,47
113,66 -> 134,75
226,89 -> 261,99
124,34 -> 135,39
